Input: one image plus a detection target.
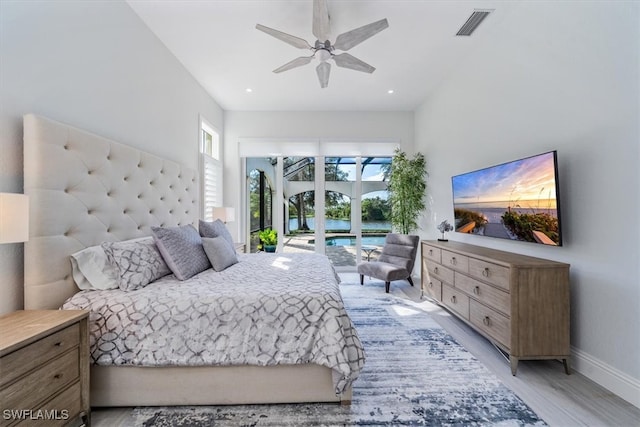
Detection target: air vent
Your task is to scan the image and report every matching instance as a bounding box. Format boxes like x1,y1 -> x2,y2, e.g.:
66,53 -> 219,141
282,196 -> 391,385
456,10 -> 491,36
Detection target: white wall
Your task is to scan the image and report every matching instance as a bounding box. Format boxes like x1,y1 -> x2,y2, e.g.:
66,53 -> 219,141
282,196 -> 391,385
224,111 -> 414,240
0,1 -> 224,314
414,2 -> 639,405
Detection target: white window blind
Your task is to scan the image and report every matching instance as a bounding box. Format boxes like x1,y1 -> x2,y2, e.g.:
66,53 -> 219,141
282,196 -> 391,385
200,117 -> 222,221
202,153 -> 222,222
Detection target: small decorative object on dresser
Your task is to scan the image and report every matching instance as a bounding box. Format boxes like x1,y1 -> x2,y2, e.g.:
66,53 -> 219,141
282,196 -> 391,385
0,310 -> 90,426
421,240 -> 570,375
436,220 -> 453,241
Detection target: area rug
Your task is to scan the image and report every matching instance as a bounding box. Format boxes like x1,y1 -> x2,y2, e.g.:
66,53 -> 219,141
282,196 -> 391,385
130,282 -> 545,426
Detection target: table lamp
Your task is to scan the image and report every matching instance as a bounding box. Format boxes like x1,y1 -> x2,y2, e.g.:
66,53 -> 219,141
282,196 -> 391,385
0,193 -> 29,244
213,207 -> 235,224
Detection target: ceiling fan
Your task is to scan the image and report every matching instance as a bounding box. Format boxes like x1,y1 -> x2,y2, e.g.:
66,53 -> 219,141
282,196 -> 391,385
256,0 -> 389,88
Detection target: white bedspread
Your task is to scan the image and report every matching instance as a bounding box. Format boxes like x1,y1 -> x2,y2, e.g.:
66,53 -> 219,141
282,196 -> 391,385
62,253 -> 365,394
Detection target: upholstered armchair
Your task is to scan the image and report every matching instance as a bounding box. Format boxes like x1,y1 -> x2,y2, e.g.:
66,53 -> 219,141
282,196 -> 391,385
357,233 -> 420,293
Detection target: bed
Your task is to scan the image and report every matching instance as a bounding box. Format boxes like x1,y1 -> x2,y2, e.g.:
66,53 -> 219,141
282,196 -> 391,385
22,114 -> 364,406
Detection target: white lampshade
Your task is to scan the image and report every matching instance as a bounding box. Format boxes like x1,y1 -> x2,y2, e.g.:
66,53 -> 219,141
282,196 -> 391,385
0,193 -> 29,244
212,207 -> 235,223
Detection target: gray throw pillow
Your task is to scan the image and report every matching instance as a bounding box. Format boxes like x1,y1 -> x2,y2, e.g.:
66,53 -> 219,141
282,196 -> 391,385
199,219 -> 235,248
151,224 -> 211,280
101,237 -> 171,291
202,236 -> 239,272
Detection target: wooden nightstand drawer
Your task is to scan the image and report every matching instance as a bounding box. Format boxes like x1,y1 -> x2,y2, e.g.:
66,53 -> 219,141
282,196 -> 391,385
17,382 -> 83,427
0,323 -> 79,388
442,284 -> 470,320
442,250 -> 469,273
0,310 -> 89,426
469,259 -> 510,290
455,272 -> 511,317
1,348 -> 79,412
470,300 -> 510,349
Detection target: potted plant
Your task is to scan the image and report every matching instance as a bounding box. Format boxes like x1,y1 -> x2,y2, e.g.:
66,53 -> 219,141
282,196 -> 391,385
258,228 -> 277,252
386,148 -> 428,235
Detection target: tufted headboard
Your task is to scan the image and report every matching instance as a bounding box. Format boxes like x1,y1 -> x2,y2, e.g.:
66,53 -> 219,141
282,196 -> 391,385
23,114 -> 199,309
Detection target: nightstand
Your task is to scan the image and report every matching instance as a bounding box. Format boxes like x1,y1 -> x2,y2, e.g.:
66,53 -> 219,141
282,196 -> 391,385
0,310 -> 90,427
234,242 -> 246,253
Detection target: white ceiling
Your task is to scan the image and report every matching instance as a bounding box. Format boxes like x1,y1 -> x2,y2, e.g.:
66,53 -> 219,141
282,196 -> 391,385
127,1 -> 511,112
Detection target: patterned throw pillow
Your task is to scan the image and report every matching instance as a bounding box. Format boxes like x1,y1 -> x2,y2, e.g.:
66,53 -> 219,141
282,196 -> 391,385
202,236 -> 239,272
101,238 -> 171,291
151,224 -> 211,280
199,219 -> 235,248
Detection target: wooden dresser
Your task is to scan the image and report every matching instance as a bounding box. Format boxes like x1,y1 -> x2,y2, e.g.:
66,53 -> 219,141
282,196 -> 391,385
0,310 -> 90,426
421,240 -> 570,375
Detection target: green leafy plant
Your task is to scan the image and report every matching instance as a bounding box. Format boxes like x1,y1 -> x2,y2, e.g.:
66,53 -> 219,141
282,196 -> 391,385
386,148 -> 428,235
258,228 -> 278,246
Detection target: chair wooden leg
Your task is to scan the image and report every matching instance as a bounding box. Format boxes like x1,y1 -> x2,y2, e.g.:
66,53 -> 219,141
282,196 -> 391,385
385,282 -> 390,293
407,276 -> 414,287
360,274 -> 364,285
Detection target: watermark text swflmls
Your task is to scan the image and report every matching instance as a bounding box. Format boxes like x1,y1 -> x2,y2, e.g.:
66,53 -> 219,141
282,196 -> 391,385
3,409 -> 69,421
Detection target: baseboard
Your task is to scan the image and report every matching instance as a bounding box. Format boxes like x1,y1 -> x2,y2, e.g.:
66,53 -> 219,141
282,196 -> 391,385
571,346 -> 640,408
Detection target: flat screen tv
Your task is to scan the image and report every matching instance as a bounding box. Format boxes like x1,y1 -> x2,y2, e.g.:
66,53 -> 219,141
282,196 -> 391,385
451,151 -> 562,246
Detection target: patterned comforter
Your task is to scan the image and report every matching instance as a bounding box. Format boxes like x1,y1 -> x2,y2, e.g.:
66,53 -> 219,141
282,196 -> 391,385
62,253 -> 365,394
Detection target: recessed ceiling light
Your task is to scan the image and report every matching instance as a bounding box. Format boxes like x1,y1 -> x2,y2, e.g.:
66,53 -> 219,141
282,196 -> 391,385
245,88 -> 253,93
387,89 -> 394,94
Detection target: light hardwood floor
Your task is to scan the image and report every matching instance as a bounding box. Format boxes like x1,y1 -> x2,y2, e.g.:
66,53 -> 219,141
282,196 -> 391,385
92,273 -> 640,427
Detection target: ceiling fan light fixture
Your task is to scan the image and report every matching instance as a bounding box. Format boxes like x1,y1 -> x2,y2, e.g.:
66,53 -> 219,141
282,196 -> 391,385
256,0 -> 388,88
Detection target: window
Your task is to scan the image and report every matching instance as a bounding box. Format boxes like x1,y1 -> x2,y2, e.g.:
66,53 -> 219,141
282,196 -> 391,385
200,118 -> 222,221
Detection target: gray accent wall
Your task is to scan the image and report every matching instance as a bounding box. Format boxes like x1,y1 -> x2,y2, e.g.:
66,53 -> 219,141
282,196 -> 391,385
0,1 -> 224,313
413,1 -> 639,406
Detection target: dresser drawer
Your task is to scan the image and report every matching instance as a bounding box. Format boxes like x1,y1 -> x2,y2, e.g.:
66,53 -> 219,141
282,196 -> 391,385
442,250 -> 469,273
455,272 -> 511,316
1,348 -> 79,411
470,300 -> 510,349
0,323 -> 79,388
422,244 -> 441,263
442,284 -> 470,320
424,260 -> 454,284
469,259 -> 510,290
422,276 -> 442,301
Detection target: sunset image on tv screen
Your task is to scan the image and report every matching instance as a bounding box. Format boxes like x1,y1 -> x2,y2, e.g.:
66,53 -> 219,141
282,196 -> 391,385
451,151 -> 561,246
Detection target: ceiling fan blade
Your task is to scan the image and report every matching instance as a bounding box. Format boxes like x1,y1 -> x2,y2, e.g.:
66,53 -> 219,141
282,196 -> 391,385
312,0 -> 331,42
333,18 -> 389,51
333,53 -> 375,73
316,62 -> 331,88
273,56 -> 314,73
256,24 -> 312,50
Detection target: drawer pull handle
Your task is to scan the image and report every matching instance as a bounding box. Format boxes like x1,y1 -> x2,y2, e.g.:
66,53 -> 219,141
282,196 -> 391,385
473,286 -> 480,295
434,267 -> 439,274
450,257 -> 457,265
53,373 -> 63,380
451,295 -> 457,304
482,268 -> 490,277
483,316 -> 491,326
429,249 -> 433,255
53,341 -> 62,347
429,281 -> 433,288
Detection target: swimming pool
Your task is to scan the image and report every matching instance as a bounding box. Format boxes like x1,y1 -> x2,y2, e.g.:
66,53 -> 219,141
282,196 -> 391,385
309,235 -> 386,246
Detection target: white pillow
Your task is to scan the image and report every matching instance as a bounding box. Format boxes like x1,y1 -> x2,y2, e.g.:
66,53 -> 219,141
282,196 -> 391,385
69,236 -> 152,291
70,245 -> 119,290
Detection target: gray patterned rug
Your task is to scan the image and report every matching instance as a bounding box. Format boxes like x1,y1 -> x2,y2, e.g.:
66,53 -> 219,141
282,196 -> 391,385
130,282 -> 545,426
